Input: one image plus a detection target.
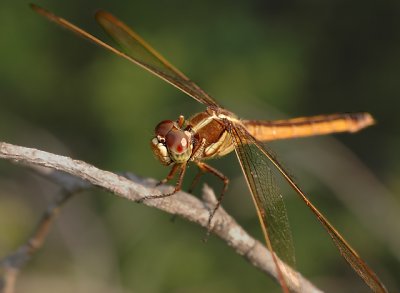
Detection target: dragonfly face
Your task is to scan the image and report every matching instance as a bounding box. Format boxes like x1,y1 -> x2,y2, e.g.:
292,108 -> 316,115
151,119 -> 193,165
31,4 -> 387,293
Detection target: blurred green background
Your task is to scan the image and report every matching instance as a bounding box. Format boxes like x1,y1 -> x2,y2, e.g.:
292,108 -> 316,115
1,1 -> 399,292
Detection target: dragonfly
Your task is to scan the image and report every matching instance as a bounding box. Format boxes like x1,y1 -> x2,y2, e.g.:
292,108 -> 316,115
31,4 -> 387,292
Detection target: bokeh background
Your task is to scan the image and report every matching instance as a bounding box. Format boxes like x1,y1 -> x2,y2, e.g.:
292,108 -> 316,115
1,1 -> 399,292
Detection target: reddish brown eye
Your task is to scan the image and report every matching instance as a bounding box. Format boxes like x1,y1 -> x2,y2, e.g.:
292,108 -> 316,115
166,129 -> 189,154
155,120 -> 174,137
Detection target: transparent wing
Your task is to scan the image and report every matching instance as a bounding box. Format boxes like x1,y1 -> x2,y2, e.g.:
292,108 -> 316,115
30,4 -> 220,108
231,123 -> 387,293
94,10 -> 220,107
230,123 -> 296,269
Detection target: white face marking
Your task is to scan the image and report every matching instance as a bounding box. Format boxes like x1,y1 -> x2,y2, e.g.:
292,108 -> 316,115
157,135 -> 165,143
158,144 -> 168,157
152,138 -> 158,145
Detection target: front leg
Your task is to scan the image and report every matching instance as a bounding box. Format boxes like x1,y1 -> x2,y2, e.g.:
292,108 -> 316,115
138,163 -> 187,202
156,163 -> 181,187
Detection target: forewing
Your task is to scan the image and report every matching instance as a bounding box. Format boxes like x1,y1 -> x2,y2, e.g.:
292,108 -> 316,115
95,10 -> 220,107
30,4 -> 219,108
232,123 -> 387,293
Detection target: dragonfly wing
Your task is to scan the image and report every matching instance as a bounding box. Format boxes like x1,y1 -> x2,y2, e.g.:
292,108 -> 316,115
30,4 -> 219,108
229,122 -> 296,290
232,123 -> 387,293
95,10 -> 220,108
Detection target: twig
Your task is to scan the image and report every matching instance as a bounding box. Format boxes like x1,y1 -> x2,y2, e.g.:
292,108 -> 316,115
0,168 -> 88,293
0,141 -> 322,293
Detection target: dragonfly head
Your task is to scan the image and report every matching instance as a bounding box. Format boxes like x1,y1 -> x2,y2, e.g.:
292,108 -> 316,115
151,120 -> 193,165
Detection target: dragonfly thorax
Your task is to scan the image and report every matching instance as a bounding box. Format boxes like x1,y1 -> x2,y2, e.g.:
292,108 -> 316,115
151,119 -> 193,165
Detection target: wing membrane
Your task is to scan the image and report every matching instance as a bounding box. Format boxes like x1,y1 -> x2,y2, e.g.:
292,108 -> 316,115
229,122 -> 296,291
94,10 -> 220,107
30,4 -> 220,108
231,123 -> 387,293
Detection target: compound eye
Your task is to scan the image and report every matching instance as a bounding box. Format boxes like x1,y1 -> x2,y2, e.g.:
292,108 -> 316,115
166,130 -> 189,154
155,120 -> 174,137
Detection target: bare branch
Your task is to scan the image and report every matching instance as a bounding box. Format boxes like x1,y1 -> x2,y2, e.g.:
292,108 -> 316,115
0,166 -> 90,293
0,141 -> 322,293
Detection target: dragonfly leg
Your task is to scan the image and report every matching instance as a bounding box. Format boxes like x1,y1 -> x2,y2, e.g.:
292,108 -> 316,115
156,163 -> 181,187
194,162 -> 229,235
187,138 -> 208,193
188,168 -> 205,193
138,163 -> 187,202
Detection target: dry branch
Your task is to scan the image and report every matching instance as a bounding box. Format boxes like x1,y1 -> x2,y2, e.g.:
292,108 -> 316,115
0,141 -> 322,293
0,164 -> 91,293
